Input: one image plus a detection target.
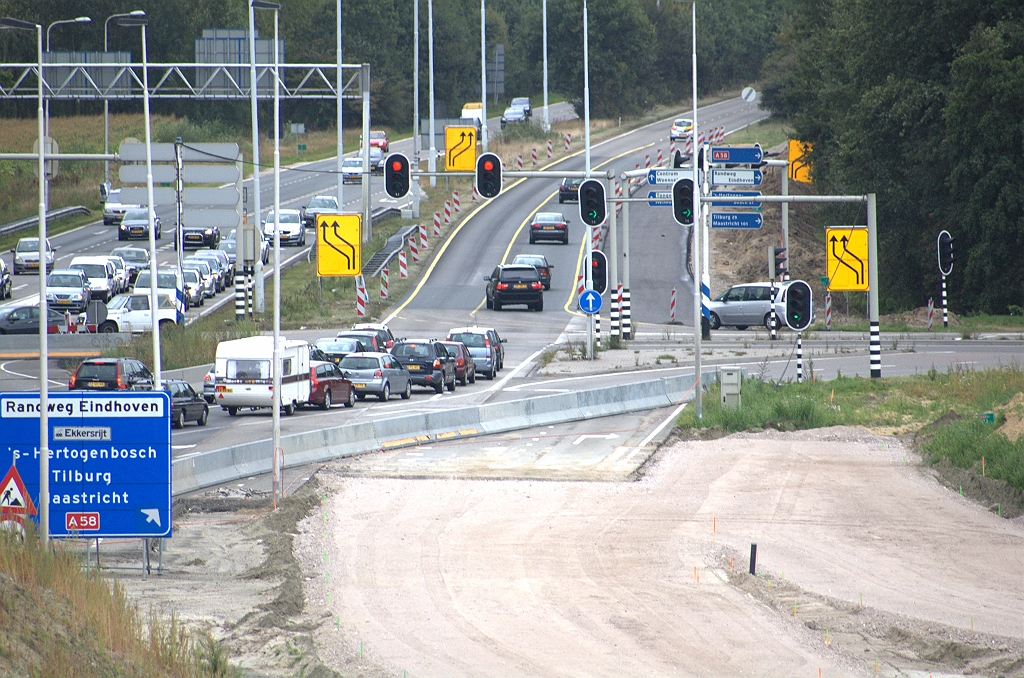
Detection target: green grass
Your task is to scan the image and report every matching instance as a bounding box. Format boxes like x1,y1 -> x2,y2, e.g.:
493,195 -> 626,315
722,116 -> 793,149
679,364 -> 1024,491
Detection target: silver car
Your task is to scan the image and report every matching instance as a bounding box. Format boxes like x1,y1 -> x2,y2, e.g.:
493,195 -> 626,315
45,269 -> 91,314
338,352 -> 411,402
181,268 -> 205,307
181,260 -> 217,298
11,237 -> 56,275
706,282 -> 778,330
102,188 -> 141,225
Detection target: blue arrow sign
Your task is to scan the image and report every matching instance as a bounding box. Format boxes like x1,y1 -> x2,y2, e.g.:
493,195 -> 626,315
0,392 -> 172,538
710,191 -> 762,209
710,144 -> 763,164
711,212 -> 764,229
647,191 -> 671,207
579,289 -> 603,314
710,169 -> 763,186
647,169 -> 691,185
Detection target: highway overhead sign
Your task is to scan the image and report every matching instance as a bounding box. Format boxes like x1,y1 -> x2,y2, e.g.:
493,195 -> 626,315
710,190 -> 762,209
647,191 -> 672,207
710,144 -> 763,164
0,391 -> 172,538
316,214 -> 361,277
710,212 -> 763,229
826,227 -> 869,291
648,168 -> 692,185
578,289 -> 603,315
710,169 -> 763,186
444,126 -> 477,171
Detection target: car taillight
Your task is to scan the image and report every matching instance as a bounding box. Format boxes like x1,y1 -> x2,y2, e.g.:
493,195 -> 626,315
433,359 -> 441,369
531,282 -> 542,290
68,373 -> 76,388
310,368 -> 318,388
203,373 -> 212,382
373,369 -> 383,378
117,366 -> 125,389
484,338 -> 491,348
496,283 -> 508,290
531,223 -> 540,229
540,268 -> 548,275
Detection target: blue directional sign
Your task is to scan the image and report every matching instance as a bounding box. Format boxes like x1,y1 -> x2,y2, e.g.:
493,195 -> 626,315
710,191 -> 762,209
0,392 -> 172,538
710,144 -> 763,165
710,169 -> 763,186
578,289 -> 603,314
711,212 -> 763,229
647,191 -> 672,207
648,169 -> 692,186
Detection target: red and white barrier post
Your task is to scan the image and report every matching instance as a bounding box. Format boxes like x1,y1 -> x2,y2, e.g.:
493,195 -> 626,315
645,154 -> 651,169
531,147 -> 538,166
380,267 -> 389,299
825,292 -> 832,330
516,154 -> 523,171
547,139 -> 553,158
356,277 -> 367,317
576,275 -> 585,299
472,185 -> 480,202
452,190 -> 460,213
433,211 -> 442,236
565,133 -> 571,152
443,201 -> 451,226
398,250 -> 408,278
410,236 -> 420,263
657,148 -> 663,166
927,296 -> 934,331
419,222 -> 429,250
670,288 -> 676,322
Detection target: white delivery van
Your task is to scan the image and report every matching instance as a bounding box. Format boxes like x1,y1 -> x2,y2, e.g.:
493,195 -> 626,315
214,335 -> 310,416
461,102 -> 483,130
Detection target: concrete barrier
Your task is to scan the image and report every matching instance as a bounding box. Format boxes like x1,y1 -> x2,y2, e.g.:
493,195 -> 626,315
172,369 -> 718,496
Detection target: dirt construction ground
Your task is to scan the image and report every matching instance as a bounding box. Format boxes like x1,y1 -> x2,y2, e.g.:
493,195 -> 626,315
290,428 -> 1024,678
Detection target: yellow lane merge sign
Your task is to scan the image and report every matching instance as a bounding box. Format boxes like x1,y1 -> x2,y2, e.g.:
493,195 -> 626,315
445,126 -> 477,171
316,214 -> 361,277
825,227 -> 868,291
788,139 -> 813,183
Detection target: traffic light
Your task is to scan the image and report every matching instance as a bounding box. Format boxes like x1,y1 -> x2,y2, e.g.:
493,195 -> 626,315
590,250 -> 607,294
785,280 -> 813,331
476,153 -> 502,199
673,150 -> 687,168
384,153 -> 410,199
937,230 -> 953,276
579,179 -> 606,227
773,246 -> 788,281
672,178 -> 694,226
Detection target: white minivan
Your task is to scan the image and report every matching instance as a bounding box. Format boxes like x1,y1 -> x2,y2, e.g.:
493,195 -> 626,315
68,256 -> 117,303
214,336 -> 311,416
98,292 -> 180,333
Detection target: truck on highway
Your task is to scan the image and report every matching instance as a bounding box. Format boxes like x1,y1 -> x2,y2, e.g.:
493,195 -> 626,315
214,335 -> 311,416
461,102 -> 483,130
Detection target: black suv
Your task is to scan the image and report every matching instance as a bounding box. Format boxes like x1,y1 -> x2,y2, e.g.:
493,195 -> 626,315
68,358 -> 154,391
484,264 -> 544,312
391,339 -> 457,394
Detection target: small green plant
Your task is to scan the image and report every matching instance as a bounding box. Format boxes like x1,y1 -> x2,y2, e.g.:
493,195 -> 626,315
538,348 -> 558,368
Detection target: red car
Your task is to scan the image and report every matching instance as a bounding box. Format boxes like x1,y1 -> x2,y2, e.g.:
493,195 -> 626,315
308,360 -> 355,409
439,341 -> 477,386
368,130 -> 389,153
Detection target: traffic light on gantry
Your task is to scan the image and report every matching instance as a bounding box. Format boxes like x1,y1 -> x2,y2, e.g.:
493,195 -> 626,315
785,280 -> 813,331
384,153 -> 410,199
937,230 -> 953,276
672,178 -> 694,226
476,153 -> 502,199
590,250 -> 607,295
579,179 -> 606,227
774,247 -> 788,281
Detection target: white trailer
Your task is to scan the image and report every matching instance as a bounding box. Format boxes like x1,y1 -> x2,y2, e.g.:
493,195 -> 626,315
214,335 -> 310,415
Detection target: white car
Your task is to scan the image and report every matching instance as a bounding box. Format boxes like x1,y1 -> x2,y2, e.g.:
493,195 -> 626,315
102,188 -> 141,225
98,292 -> 180,334
103,255 -> 130,295
68,256 -> 117,303
669,118 -> 693,142
341,157 -> 363,184
262,209 -> 306,247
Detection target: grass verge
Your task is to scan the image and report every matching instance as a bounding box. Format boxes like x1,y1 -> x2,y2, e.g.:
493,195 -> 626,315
0,525 -> 238,677
676,364 -> 1024,502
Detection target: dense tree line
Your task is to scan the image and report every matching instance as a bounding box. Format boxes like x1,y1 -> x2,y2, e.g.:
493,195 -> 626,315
761,0 -> 1024,314
0,0 -> 787,125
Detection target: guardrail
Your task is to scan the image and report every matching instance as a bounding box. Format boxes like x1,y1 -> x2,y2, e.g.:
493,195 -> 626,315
363,223 -> 419,278
172,369 -> 718,496
0,206 -> 91,238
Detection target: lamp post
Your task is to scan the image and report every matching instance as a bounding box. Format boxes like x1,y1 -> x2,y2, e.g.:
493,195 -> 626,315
104,11 -> 145,187
117,15 -> 161,393
480,0 -> 487,151
252,0 -> 283,504
412,0 -> 420,216
336,0 -> 343,210
427,0 -> 435,187
1,16 -> 47,545
542,0 -> 550,133
44,16 -> 91,211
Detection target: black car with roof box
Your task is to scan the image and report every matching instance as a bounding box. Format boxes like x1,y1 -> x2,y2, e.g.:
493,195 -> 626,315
390,339 -> 457,394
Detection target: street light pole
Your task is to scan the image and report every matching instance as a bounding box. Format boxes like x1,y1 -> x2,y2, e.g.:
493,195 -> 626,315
582,0 -> 591,177
104,11 -> 144,188
688,0 -> 702,421
480,0 -> 487,152
412,0 -> 420,217
427,0 -> 436,187
336,0 -> 344,210
44,16 -> 91,212
542,0 -> 550,133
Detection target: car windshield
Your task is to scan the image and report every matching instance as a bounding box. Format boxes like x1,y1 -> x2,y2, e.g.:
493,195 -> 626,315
307,197 -> 337,209
675,119 -> 691,127
182,270 -> 200,284
512,98 -> 529,107
448,332 -> 486,347
70,264 -> 106,278
535,213 -> 562,223
135,272 -> 178,288
107,190 -> 121,203
218,241 -> 236,253
370,132 -> 386,139
514,256 -> 545,267
339,356 -> 380,370
16,239 -> 40,253
114,248 -> 148,263
504,107 -> 520,116
48,274 -> 82,288
317,339 -> 361,353
183,262 -> 210,275
370,149 -> 382,159
76,363 -> 117,381
343,158 -> 362,168
500,268 -> 539,282
392,343 -> 432,358
107,258 -> 124,270
267,212 -> 300,223
123,208 -> 149,221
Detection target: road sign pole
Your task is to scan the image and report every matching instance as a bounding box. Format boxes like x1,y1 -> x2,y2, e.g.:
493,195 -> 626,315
361,63 -> 372,242
941,274 -> 949,329
622,201 -> 631,340
867,193 -> 881,379
428,0 -> 436,187
689,0 -> 701,422
608,184 -> 619,338
796,333 -> 803,383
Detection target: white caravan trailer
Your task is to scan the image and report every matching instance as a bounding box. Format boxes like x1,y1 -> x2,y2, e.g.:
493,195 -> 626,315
214,335 -> 310,415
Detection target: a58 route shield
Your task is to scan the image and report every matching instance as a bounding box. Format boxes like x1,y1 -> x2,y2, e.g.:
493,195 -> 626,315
317,214 -> 361,277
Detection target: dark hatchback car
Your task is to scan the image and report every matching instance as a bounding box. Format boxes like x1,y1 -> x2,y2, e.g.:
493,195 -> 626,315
0,305 -> 67,334
558,177 -> 582,203
529,212 -> 569,245
439,341 -> 476,386
177,224 -> 220,250
315,337 -> 368,364
309,360 -> 355,409
336,330 -> 383,353
391,339 -> 457,394
484,264 -> 544,312
512,253 -> 554,290
165,378 -> 209,428
110,246 -> 150,284
68,358 -> 154,391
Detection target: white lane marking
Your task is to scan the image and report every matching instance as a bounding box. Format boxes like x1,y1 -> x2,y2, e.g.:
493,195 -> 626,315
572,433 -> 619,445
12,284 -> 27,291
0,360 -> 66,386
172,444 -> 197,450
639,401 -> 689,449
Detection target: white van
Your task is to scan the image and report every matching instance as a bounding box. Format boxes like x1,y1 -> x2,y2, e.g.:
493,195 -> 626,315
133,268 -> 187,319
98,292 -> 180,333
214,336 -> 311,416
68,256 -> 117,303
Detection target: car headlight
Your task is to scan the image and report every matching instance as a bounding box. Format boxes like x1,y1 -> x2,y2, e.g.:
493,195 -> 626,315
45,293 -> 55,301
72,293 -> 83,301
204,228 -> 213,235
14,256 -> 23,264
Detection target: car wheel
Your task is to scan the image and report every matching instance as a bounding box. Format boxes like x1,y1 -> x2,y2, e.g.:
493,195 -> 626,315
156,227 -> 161,240
99,321 -> 118,334
534,298 -> 544,312
356,393 -> 366,401
487,367 -> 495,380
344,388 -> 355,407
158,319 -> 174,331
459,371 -> 467,386
378,383 -> 390,402
447,376 -> 456,392
228,406 -> 238,416
468,369 -> 476,384
433,380 -> 443,394
401,381 -> 411,400
558,196 -> 564,204
321,389 -> 332,410
563,236 -> 569,245
493,301 -> 502,311
764,313 -> 777,330
709,312 -> 721,331
198,406 -> 209,426
543,284 -> 550,291
173,410 -> 185,429
284,401 -> 295,416
529,237 -> 535,244
486,297 -> 493,310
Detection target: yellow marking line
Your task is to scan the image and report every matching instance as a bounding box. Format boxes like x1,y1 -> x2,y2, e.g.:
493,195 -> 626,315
381,437 -> 419,449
